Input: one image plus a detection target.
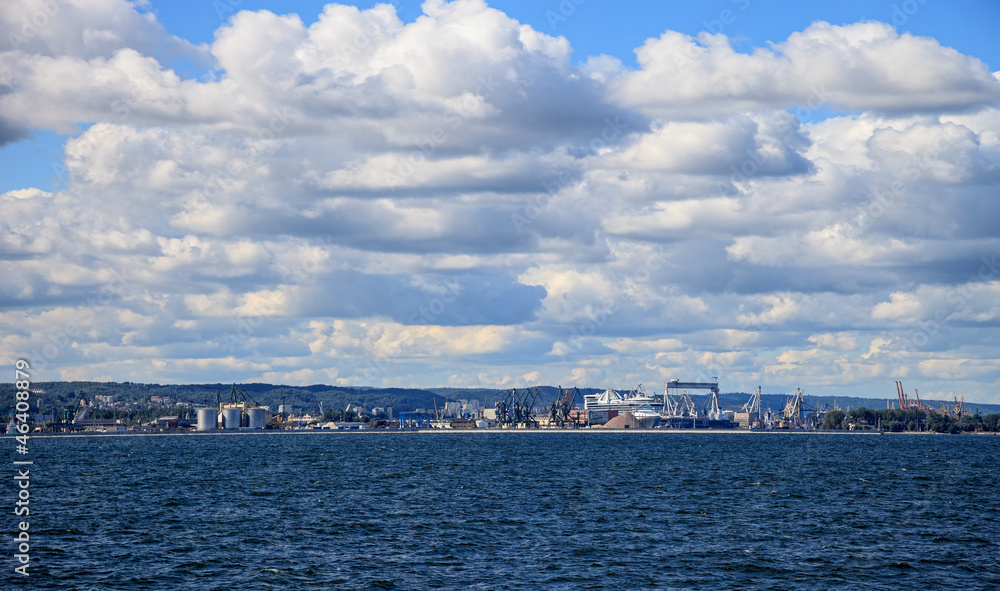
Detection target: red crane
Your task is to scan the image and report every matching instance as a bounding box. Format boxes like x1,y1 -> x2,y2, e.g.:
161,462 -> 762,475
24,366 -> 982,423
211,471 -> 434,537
895,381 -> 935,412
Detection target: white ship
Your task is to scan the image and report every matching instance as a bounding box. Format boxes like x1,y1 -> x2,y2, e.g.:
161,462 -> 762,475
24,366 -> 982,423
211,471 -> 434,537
630,405 -> 662,429
584,386 -> 661,428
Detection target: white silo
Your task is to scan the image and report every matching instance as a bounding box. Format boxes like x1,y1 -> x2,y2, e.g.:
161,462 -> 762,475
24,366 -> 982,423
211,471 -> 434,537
222,406 -> 243,430
247,407 -> 267,429
196,407 -> 218,431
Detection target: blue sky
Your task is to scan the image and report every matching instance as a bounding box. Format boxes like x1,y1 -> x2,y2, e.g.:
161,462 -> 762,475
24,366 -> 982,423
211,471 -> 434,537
147,0 -> 1000,68
4,0 -> 999,194
2,0 -> 999,404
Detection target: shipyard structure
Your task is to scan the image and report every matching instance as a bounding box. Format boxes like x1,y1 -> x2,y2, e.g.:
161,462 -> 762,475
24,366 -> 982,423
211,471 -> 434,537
450,378 -> 825,431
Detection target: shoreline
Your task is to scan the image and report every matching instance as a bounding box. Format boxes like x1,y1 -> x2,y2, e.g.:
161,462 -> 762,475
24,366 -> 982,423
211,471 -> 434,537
12,429 -> 995,439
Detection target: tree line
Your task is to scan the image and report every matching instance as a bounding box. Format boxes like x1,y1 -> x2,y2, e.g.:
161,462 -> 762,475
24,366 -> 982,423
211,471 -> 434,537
821,408 -> 1000,433
0,381 -> 454,419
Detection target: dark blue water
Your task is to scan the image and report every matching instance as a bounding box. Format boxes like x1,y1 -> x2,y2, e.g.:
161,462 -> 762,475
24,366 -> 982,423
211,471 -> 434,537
11,432 -> 1000,589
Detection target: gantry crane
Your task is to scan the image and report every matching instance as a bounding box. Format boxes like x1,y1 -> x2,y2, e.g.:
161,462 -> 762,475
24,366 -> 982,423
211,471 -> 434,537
547,386 -> 581,427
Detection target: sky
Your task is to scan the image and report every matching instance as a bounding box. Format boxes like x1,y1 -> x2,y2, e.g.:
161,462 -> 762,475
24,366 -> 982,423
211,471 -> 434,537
2,0 -> 999,404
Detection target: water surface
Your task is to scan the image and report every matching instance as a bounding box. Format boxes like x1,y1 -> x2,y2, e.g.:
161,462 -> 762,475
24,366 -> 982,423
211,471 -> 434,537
13,432 -> 999,589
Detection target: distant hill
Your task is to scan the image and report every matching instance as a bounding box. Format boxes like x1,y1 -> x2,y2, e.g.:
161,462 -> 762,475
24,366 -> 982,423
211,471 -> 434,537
0,381 -> 453,417
719,392 -> 1000,416
3,382 -> 999,417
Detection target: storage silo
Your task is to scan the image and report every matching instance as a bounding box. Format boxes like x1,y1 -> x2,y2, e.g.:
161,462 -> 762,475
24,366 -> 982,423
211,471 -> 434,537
196,407 -> 218,431
247,407 -> 267,429
222,406 -> 243,430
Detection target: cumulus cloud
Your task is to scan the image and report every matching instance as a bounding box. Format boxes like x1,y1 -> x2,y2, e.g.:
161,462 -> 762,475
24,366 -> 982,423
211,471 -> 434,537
1,0 -> 205,59
1,2 -> 999,401
609,21 -> 1000,118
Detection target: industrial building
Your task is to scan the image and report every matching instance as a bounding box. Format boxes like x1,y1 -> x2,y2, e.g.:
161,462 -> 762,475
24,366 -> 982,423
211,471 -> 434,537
195,385 -> 272,431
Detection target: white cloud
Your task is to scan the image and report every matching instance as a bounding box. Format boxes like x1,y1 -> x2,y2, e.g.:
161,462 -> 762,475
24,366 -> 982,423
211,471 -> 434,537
2,187 -> 51,199
870,281 -> 1000,324
610,21 -> 1000,118
807,332 -> 858,352
738,294 -> 805,326
0,0 -> 205,59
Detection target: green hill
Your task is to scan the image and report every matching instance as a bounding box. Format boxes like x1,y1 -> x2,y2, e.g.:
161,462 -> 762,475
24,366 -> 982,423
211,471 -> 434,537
3,382 -> 999,420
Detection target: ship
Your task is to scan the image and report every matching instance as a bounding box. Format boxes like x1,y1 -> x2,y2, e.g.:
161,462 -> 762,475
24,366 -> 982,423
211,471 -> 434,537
630,405 -> 662,429
584,386 -> 661,428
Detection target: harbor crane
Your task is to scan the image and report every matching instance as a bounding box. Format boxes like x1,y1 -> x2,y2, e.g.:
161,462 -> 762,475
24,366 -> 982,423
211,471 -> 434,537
216,383 -> 260,408
665,378 -> 721,419
783,388 -> 805,424
896,381 -> 934,412
496,388 -> 541,428
742,386 -> 762,416
936,394 -> 968,418
953,394 -> 967,418
547,386 -> 581,428
663,387 -> 698,418
742,386 -> 763,426
72,400 -> 90,424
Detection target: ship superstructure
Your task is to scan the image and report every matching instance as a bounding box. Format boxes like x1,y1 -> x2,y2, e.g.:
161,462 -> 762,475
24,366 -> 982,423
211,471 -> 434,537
584,384 -> 660,427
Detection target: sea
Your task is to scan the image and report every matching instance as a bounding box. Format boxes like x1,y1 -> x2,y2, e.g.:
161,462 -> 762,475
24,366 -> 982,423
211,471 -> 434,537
10,431 -> 999,590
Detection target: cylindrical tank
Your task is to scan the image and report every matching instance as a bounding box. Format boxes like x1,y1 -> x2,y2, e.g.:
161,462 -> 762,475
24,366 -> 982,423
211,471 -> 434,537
222,407 -> 243,430
247,407 -> 267,429
196,408 -> 217,431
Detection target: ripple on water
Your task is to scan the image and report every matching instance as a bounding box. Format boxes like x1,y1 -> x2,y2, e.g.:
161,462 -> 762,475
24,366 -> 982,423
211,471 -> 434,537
15,432 -> 1000,590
